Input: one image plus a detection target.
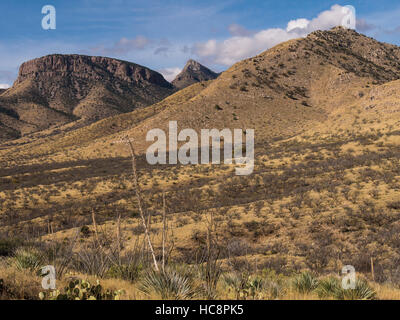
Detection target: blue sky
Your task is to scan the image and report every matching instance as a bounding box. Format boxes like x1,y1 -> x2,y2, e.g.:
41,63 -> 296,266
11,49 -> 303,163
1,0 -> 400,86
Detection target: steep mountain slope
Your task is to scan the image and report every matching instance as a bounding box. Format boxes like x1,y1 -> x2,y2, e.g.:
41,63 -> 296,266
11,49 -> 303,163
0,54 -> 174,140
93,26 -> 400,155
172,59 -> 219,89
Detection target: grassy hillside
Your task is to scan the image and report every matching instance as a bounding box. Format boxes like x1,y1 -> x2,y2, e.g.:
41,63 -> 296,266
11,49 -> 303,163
2,27 -> 400,300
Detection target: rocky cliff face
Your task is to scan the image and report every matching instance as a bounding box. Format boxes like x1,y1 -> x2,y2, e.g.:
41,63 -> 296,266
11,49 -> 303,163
172,59 -> 219,89
13,54 -> 173,113
15,54 -> 171,89
0,54 -> 175,140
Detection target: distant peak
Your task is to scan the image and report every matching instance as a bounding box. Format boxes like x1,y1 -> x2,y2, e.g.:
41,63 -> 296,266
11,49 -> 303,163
308,26 -> 359,38
183,59 -> 204,71
172,60 -> 219,89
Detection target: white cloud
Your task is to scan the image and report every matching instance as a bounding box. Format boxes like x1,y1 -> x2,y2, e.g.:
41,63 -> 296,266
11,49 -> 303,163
228,23 -> 253,37
286,19 -> 309,32
159,67 -> 182,82
0,83 -> 10,89
90,35 -> 151,55
192,4 -> 355,66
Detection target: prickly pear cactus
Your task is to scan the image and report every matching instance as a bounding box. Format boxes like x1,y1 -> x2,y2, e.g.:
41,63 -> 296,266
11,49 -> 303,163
39,279 -> 124,300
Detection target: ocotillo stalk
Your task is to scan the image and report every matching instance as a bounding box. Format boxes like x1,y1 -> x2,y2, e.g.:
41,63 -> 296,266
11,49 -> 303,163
124,137 -> 159,272
162,192 -> 167,272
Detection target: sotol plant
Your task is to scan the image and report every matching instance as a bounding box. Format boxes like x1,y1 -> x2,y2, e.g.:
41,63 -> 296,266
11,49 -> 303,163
139,268 -> 198,300
292,271 -> 319,294
12,247 -> 44,272
316,277 -> 341,299
314,276 -> 376,300
334,278 -> 376,300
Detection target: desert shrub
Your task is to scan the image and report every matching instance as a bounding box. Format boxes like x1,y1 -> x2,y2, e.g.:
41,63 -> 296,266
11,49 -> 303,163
0,268 -> 42,300
247,276 -> 265,300
73,244 -> 111,278
263,279 -> 287,300
139,267 -> 198,300
0,239 -> 23,257
292,271 -> 319,294
39,279 -> 124,300
223,272 -> 274,300
223,272 -> 251,299
196,259 -> 222,299
106,263 -> 143,282
261,269 -> 288,299
80,225 -> 91,237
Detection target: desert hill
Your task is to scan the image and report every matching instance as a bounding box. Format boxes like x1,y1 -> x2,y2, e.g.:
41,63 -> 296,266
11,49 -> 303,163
172,59 -> 219,89
80,26 -> 400,156
0,54 -> 175,140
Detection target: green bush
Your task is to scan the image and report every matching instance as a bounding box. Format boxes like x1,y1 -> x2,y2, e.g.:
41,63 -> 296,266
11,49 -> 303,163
106,263 -> 142,282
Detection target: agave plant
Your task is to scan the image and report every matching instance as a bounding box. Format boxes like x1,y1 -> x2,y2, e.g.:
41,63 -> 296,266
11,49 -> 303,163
292,271 -> 319,294
139,267 -> 198,300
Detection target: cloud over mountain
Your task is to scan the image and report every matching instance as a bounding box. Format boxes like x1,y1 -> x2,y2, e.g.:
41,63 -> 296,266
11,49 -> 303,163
192,4 -> 356,66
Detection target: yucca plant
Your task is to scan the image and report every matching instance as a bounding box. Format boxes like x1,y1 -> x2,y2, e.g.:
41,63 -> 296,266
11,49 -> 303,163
316,277 -> 341,299
139,267 -> 198,300
334,278 -> 376,300
12,247 -> 44,273
292,271 -> 319,294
